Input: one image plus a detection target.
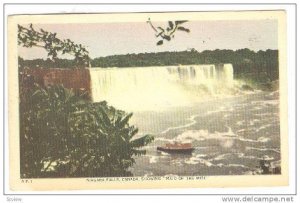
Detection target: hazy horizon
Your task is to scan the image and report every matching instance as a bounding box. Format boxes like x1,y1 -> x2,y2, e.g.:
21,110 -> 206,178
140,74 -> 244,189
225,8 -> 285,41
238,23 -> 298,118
19,48 -> 278,61
18,20 -> 278,60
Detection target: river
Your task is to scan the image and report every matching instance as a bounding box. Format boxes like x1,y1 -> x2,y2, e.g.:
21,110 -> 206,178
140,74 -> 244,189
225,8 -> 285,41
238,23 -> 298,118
90,65 -> 280,176
130,90 -> 280,176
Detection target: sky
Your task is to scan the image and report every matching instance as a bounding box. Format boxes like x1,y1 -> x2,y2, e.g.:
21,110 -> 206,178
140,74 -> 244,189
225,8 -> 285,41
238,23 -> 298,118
18,20 -> 278,60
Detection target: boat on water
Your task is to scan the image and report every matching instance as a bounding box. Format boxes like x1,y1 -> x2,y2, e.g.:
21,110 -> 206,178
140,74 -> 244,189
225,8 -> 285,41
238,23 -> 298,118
157,142 -> 194,154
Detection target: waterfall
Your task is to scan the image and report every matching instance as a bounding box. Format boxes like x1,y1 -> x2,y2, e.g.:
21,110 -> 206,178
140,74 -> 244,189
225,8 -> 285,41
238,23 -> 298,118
90,64 -> 234,111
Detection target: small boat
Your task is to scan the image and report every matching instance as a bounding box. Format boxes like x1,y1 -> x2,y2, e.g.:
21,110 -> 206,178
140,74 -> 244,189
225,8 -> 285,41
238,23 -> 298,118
157,142 -> 194,154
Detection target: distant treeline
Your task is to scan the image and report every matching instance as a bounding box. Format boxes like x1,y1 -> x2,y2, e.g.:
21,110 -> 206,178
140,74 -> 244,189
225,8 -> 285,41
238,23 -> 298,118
19,58 -> 78,69
19,48 -> 279,82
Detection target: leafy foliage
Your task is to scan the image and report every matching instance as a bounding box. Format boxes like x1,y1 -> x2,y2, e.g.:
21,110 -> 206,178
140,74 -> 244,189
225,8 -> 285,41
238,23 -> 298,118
18,24 -> 90,68
147,19 -> 190,46
18,57 -> 78,69
20,85 -> 154,178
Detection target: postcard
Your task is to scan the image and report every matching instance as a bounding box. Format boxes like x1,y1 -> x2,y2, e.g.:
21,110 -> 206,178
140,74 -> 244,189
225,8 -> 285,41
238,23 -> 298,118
8,10 -> 288,190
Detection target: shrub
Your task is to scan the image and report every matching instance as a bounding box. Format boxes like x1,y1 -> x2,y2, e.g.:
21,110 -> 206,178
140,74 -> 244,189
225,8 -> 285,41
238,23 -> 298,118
20,84 -> 153,178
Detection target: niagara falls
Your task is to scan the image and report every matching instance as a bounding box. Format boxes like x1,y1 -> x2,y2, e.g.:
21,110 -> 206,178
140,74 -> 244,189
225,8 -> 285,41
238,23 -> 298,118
89,64 -> 280,176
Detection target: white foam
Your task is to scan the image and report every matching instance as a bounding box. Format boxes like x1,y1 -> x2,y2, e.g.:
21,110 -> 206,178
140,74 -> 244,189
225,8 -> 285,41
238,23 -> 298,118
239,136 -> 271,143
255,124 -> 272,132
184,157 -> 199,165
237,153 -> 257,160
211,153 -> 232,161
174,126 -> 271,145
175,126 -> 237,143
252,106 -> 263,110
142,172 -> 154,177
158,125 -> 271,147
226,164 -> 249,168
211,153 -> 259,162
236,121 -> 244,126
216,163 -> 248,169
161,105 -> 235,135
236,128 -> 248,133
183,153 -> 259,170
206,106 -> 226,115
257,137 -> 271,143
246,146 -> 280,153
251,100 -> 279,106
161,114 -> 200,134
155,137 -> 173,142
264,100 -> 279,105
259,155 -> 274,161
184,157 -> 214,167
160,152 -> 170,156
149,156 -> 159,164
249,119 -> 260,126
176,129 -> 208,142
215,163 -> 248,169
170,159 -> 184,166
195,154 -> 208,158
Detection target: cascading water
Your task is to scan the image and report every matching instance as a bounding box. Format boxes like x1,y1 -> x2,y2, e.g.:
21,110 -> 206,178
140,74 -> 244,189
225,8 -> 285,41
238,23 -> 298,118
90,64 -> 234,111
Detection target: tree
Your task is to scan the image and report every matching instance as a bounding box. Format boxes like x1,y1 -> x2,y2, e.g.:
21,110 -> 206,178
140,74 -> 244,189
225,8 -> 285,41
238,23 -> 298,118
18,24 -> 155,178
18,24 -> 90,68
20,84 -> 154,178
147,19 -> 190,46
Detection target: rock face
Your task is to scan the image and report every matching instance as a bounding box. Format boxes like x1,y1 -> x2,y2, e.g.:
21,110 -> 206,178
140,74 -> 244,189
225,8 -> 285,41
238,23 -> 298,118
20,67 -> 92,99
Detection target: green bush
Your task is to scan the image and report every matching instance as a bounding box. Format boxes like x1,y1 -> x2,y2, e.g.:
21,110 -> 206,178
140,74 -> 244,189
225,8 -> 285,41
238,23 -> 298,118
20,84 -> 153,178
